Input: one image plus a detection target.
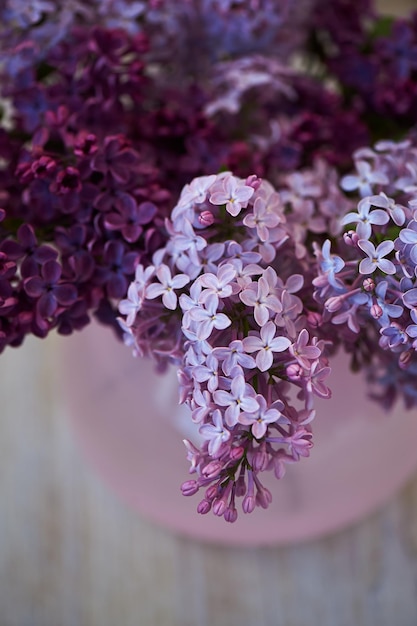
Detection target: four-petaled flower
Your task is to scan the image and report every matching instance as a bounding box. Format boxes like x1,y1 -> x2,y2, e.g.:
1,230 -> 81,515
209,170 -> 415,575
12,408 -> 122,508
145,264 -> 190,309
199,409 -> 231,456
239,395 -> 283,439
341,198 -> 389,239
242,321 -> 291,371
188,293 -> 231,339
213,375 -> 259,427
209,174 -> 254,216
358,240 -> 396,275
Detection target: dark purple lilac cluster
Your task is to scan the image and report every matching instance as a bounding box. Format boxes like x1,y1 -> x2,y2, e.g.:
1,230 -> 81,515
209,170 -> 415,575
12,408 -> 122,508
0,4 -> 374,353
0,27 -> 176,350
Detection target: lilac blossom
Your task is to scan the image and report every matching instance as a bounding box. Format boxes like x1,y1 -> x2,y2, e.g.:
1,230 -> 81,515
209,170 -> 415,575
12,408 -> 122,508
209,174 -> 255,217
341,160 -> 389,197
242,321 -> 291,372
199,409 -> 231,456
239,395 -> 284,439
341,197 -> 389,239
145,265 -> 190,310
358,240 -> 396,275
213,374 -> 259,427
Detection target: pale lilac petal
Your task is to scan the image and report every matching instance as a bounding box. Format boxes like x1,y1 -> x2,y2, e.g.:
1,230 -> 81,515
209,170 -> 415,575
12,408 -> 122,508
359,258 -> 376,274
378,258 -> 396,274
145,283 -> 165,299
172,273 -> 190,288
376,240 -> 394,257
269,336 -> 291,352
162,290 -> 178,310
242,335 -> 263,353
256,349 -> 273,371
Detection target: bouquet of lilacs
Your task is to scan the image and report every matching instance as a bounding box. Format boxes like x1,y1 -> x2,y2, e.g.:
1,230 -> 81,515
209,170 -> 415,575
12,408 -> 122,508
2,0 -> 417,522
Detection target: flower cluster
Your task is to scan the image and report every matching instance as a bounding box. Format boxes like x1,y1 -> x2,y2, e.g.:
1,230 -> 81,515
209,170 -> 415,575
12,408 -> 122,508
314,139 -> 417,409
119,171 -> 340,521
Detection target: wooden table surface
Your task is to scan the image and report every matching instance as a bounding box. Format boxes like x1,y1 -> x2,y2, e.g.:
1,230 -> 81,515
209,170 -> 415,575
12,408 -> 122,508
1,331 -> 417,626
1,1 -> 417,624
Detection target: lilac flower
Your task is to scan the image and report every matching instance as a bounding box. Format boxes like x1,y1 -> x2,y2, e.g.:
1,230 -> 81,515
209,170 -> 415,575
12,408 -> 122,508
145,264 -> 190,310
318,239 -> 345,289
274,290 -> 303,338
242,321 -> 291,372
372,281 -> 403,328
341,198 -> 389,239
192,353 -> 220,393
190,386 -> 212,424
238,395 -> 283,439
24,260 -> 77,318
91,136 -> 139,184
239,273 -> 281,327
358,240 -> 396,275
198,263 -> 236,304
188,293 -> 231,340
199,409 -> 231,456
209,174 -> 254,217
243,195 -> 282,242
289,329 -> 321,369
213,375 -> 259,427
380,323 -> 408,349
341,160 -> 388,197
212,340 -> 256,376
368,192 -> 405,226
118,283 -> 143,326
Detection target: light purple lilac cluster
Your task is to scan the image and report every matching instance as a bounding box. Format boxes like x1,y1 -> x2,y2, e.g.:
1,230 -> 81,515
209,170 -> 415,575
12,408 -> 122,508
118,171 -> 339,521
314,139 -> 417,408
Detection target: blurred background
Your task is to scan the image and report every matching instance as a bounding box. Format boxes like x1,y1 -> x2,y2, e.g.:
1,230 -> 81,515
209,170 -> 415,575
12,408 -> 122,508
1,1 -> 417,625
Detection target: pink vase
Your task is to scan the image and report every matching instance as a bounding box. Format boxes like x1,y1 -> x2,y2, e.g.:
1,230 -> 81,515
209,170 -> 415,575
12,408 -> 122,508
59,320 -> 417,546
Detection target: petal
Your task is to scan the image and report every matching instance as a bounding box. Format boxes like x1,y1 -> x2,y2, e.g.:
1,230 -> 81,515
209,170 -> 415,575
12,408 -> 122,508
213,313 -> 231,330
162,290 -> 177,310
145,283 -> 165,299
256,349 -> 273,372
376,240 -> 394,257
242,335 -> 263,353
359,258 -> 376,274
54,284 -> 78,305
270,336 -> 291,352
377,258 -> 396,275
368,209 -> 389,225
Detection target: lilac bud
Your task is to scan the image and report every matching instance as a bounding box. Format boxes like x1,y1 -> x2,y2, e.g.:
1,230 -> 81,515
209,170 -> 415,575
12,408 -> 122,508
256,485 -> 272,509
307,311 -> 321,328
399,350 -> 412,369
235,474 -> 247,497
370,304 -> 383,319
181,480 -> 199,496
230,446 -> 245,461
224,506 -> 238,523
252,444 -> 269,472
363,277 -> 375,292
199,210 -> 214,227
205,484 -> 219,501
242,494 -> 256,514
343,230 -> 359,246
245,174 -> 262,190
202,460 -> 222,479
213,497 -> 227,516
286,363 -> 303,380
197,499 -> 212,515
325,295 -> 343,312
